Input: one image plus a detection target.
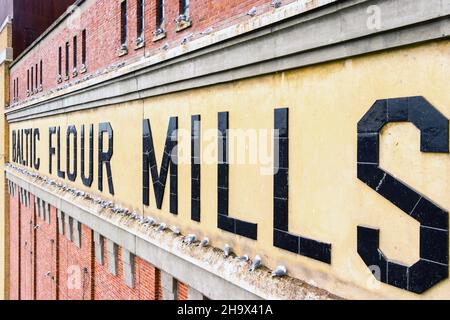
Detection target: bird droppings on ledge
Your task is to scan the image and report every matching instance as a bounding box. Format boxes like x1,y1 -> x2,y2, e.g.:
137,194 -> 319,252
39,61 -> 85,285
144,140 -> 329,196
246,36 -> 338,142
5,163 -> 341,300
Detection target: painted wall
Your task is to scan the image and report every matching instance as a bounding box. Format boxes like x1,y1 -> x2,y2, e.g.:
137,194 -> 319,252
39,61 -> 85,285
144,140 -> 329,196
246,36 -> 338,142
8,40 -> 450,299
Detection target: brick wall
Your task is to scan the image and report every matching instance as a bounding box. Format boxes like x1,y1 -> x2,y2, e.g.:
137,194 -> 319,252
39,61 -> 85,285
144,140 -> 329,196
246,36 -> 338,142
8,187 -> 171,300
93,244 -> 160,300
8,187 -> 19,300
34,205 -> 58,300
19,192 -> 33,300
58,223 -> 93,300
177,281 -> 188,300
9,0 -> 296,105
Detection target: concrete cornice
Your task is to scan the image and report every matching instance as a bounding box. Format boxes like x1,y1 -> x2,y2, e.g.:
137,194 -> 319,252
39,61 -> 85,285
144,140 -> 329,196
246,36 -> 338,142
5,166 -> 339,300
0,16 -> 12,34
0,48 -> 13,65
5,0 -> 450,122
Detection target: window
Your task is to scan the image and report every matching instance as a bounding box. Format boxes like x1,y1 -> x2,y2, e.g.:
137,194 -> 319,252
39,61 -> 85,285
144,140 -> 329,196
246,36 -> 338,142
31,66 -> 34,92
120,0 -> 127,46
13,78 -> 16,100
65,42 -> 70,78
40,60 -> 43,86
58,46 -> 62,75
156,0 -> 164,29
179,0 -> 189,16
136,0 -> 144,40
35,63 -> 38,89
82,29 -> 87,66
73,36 -> 78,69
27,69 -> 30,92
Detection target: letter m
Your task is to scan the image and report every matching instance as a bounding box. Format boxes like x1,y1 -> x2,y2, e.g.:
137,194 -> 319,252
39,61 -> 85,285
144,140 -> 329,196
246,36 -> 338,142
143,117 -> 178,214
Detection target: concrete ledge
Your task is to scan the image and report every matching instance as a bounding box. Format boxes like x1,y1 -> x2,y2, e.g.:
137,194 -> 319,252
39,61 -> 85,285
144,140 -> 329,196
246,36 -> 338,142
93,232 -> 104,265
73,219 -> 81,248
161,271 -> 177,300
5,167 -> 339,300
65,214 -> 72,241
122,248 -> 135,288
0,47 -> 13,65
188,286 -> 204,300
107,240 -> 118,276
5,0 -> 449,122
57,210 -> 65,235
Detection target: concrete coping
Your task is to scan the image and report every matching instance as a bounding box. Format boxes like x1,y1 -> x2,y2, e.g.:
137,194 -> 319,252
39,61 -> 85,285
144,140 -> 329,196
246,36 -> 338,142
5,165 -> 340,300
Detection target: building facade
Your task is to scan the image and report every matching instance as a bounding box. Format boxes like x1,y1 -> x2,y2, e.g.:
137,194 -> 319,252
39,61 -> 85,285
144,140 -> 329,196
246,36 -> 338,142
0,0 -> 75,300
2,0 -> 450,300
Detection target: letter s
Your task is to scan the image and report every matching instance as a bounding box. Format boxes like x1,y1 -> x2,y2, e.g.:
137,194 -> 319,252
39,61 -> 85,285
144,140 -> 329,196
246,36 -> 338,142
357,96 -> 449,294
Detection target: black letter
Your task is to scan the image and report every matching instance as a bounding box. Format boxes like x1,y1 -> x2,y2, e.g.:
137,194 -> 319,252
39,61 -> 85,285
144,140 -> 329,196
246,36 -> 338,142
357,96 -> 449,293
49,127 -> 56,174
33,129 -> 40,170
66,125 -> 77,182
81,124 -> 94,187
143,117 -> 178,214
191,115 -> 201,222
24,129 -> 30,166
12,130 -> 16,163
217,112 -> 257,240
273,108 -> 331,264
98,122 -> 114,195
57,127 -> 65,179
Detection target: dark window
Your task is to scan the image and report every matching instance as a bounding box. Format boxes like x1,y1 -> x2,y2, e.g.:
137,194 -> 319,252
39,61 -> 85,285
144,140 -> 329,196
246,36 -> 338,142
65,42 -> 70,77
40,60 -> 43,86
35,63 -> 38,88
58,47 -> 62,75
82,29 -> 87,65
156,0 -> 164,28
136,0 -> 144,39
27,69 -> 30,91
13,78 -> 16,99
31,66 -> 34,91
179,0 -> 189,15
73,36 -> 78,69
120,0 -> 127,45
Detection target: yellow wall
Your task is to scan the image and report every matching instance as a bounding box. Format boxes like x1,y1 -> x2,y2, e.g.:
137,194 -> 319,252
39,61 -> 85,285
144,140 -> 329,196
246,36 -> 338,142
0,20 -> 12,300
9,40 -> 450,299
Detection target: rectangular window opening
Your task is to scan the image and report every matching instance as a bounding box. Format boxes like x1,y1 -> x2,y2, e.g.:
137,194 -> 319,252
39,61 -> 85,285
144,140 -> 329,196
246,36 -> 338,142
31,66 -> 34,92
179,0 -> 189,16
156,0 -> 164,29
65,42 -> 70,77
73,36 -> 78,69
40,60 -> 43,86
58,46 -> 62,75
82,29 -> 87,65
120,0 -> 127,45
35,63 -> 38,89
137,0 -> 144,40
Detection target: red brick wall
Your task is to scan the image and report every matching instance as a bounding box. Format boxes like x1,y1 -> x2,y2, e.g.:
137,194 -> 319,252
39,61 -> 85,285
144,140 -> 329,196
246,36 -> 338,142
9,0 -> 295,105
34,205 -> 58,300
19,193 -> 33,300
8,187 -> 177,300
136,257 -> 161,300
177,281 -> 188,300
93,245 -> 160,300
58,224 -> 94,300
8,188 -> 20,300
